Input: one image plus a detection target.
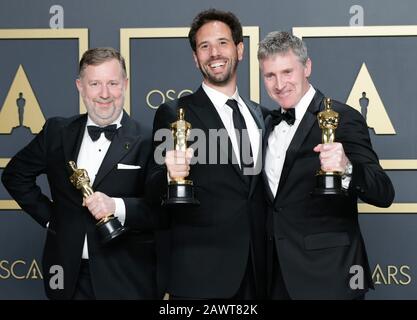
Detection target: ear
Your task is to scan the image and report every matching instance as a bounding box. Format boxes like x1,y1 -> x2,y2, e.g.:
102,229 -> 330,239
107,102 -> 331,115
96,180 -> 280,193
304,57 -> 312,78
192,51 -> 200,69
123,77 -> 129,89
75,78 -> 83,94
237,42 -> 244,61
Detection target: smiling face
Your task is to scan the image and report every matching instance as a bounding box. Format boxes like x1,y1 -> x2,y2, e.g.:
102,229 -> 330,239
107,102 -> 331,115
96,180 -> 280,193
260,49 -> 311,110
192,20 -> 243,95
76,59 -> 128,126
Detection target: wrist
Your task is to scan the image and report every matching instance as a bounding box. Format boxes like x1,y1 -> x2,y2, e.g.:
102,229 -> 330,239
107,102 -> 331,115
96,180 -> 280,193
343,160 -> 353,176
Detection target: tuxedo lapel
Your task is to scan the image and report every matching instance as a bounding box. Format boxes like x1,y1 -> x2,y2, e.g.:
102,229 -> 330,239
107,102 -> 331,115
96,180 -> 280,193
92,112 -> 140,189
275,91 -> 324,199
62,114 -> 87,171
188,87 -> 226,134
262,114 -> 276,204
242,98 -> 266,196
188,87 -> 247,185
242,97 -> 265,133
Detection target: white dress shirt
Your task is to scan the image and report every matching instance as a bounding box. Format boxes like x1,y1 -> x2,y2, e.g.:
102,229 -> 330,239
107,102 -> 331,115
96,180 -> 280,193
77,111 -> 126,259
265,85 -> 316,197
202,83 -> 261,168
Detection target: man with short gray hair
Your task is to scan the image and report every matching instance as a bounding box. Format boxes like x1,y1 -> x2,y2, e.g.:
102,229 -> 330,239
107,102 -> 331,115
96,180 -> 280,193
258,31 -> 394,299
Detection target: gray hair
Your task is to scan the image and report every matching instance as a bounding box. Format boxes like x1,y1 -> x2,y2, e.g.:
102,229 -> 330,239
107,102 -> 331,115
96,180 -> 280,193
257,31 -> 308,65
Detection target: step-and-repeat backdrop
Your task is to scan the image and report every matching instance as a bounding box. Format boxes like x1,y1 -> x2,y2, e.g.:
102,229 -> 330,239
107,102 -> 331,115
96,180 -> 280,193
0,0 -> 416,299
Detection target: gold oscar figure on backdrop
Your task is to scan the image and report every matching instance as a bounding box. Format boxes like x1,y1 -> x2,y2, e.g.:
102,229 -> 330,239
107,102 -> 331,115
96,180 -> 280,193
312,98 -> 346,196
162,108 -> 200,207
68,161 -> 127,243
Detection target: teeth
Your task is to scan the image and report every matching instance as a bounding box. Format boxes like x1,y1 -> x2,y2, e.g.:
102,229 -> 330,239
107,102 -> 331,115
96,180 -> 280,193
210,62 -> 225,68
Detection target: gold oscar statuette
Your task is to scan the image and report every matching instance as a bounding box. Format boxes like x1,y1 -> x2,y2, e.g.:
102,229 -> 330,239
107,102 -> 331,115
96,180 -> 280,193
162,108 -> 199,207
312,98 -> 346,196
68,161 -> 127,243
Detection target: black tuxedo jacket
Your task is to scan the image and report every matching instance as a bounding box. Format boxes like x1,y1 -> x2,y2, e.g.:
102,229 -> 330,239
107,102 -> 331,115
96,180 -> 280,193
2,111 -> 159,299
263,90 -> 395,299
147,87 -> 268,299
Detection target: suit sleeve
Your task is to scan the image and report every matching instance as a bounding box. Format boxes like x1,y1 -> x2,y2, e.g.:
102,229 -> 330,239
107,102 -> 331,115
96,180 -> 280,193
337,106 -> 395,207
122,138 -> 164,230
1,120 -> 53,227
144,103 -> 178,228
145,103 -> 176,205
260,104 -> 271,120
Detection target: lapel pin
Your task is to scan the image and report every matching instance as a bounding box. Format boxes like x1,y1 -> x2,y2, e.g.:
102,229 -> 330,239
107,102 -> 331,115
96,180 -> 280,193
124,142 -> 130,150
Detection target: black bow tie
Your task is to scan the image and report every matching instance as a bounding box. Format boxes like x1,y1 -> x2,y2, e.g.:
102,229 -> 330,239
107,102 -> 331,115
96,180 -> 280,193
270,108 -> 296,127
87,124 -> 118,141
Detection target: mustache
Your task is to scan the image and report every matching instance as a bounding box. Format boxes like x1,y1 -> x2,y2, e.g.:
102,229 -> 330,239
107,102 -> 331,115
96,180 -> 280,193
208,56 -> 227,63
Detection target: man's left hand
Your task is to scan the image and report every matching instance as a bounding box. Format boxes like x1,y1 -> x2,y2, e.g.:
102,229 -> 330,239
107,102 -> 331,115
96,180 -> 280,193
83,191 -> 115,220
313,142 -> 349,173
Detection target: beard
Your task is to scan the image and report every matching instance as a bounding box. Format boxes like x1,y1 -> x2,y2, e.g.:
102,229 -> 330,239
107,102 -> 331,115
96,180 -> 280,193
198,57 -> 239,86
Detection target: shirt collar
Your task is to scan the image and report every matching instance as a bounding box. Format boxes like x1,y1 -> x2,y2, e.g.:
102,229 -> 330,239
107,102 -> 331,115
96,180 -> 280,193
283,84 -> 316,121
202,82 -> 241,110
86,110 -> 123,129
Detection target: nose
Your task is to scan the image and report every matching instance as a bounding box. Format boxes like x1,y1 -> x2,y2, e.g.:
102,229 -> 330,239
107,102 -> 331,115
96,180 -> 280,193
100,84 -> 110,99
209,44 -> 219,57
275,75 -> 284,91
